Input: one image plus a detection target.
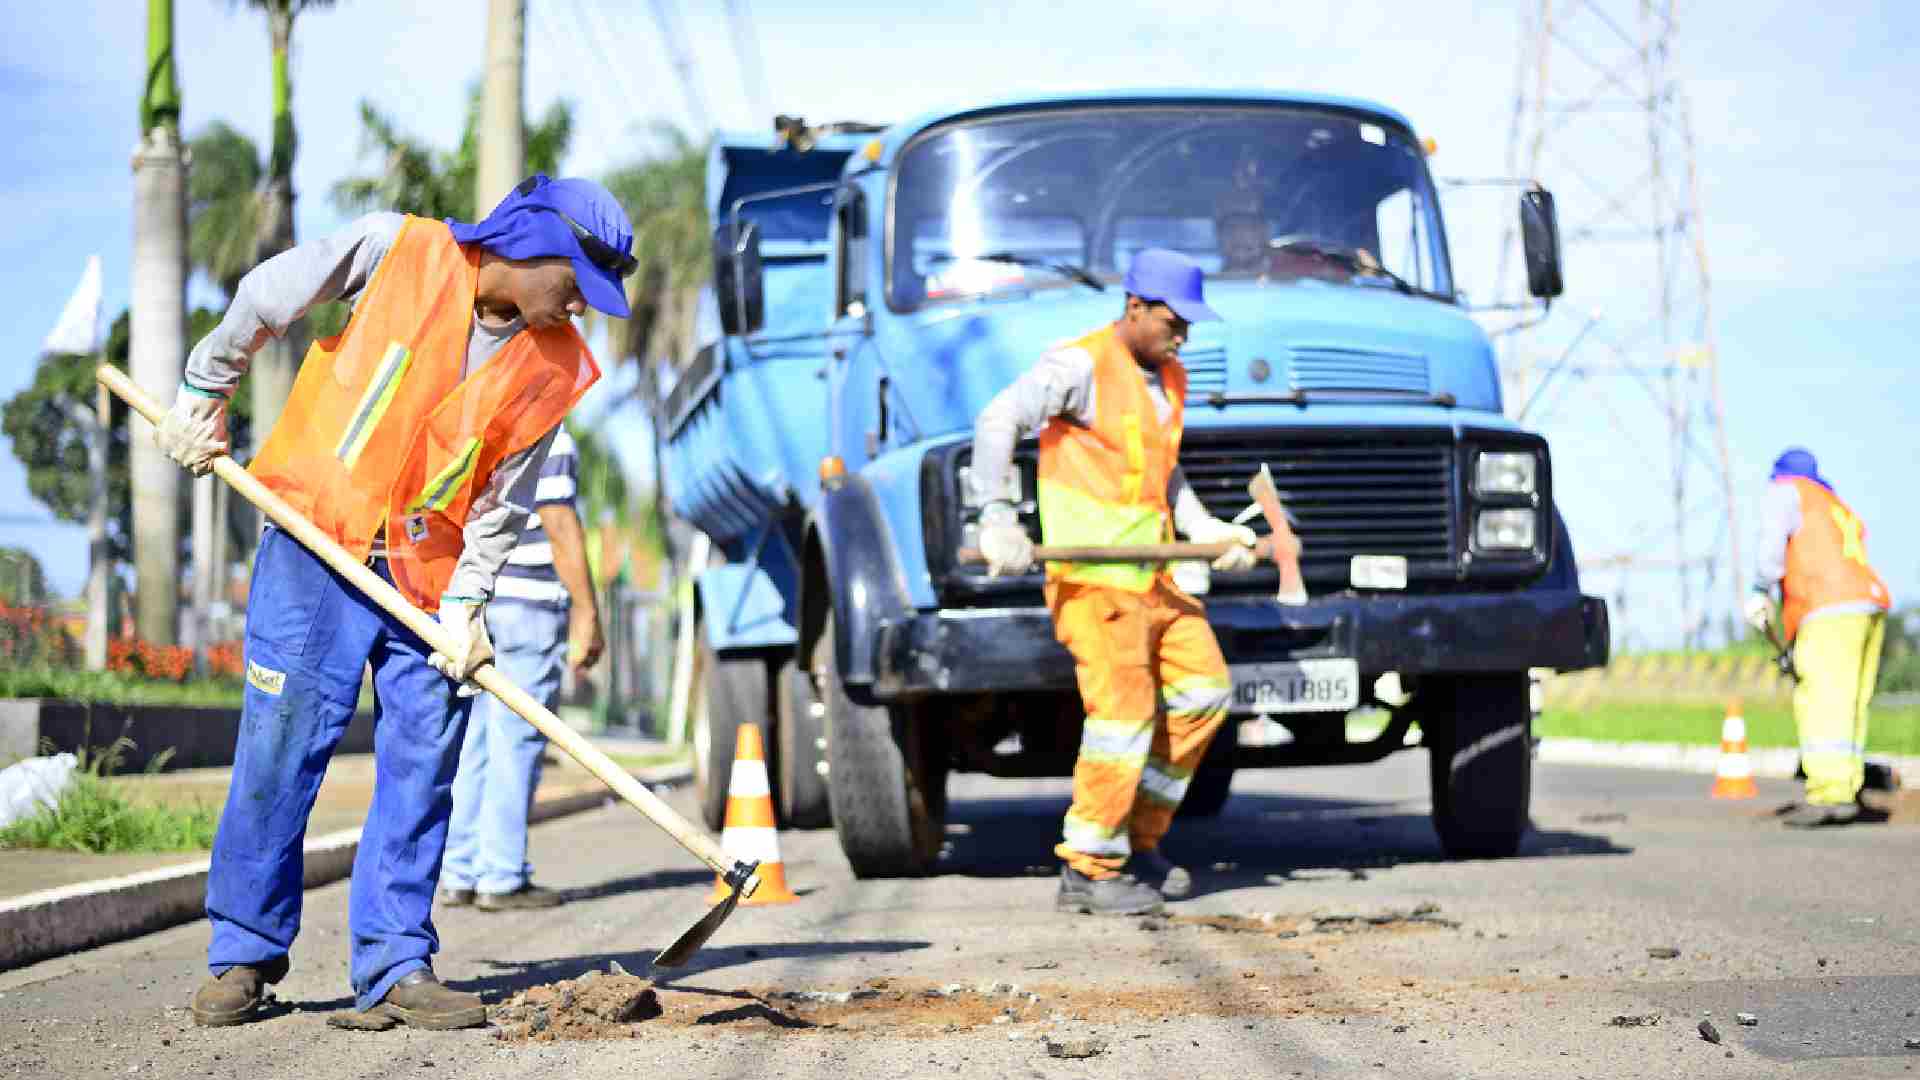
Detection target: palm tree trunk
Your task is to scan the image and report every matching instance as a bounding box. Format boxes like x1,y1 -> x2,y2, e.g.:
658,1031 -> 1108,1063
476,0 -> 526,214
131,0 -> 186,645
248,6 -> 301,471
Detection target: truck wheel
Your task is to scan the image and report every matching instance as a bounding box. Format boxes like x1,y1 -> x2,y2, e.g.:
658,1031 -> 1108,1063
775,655 -> 832,829
1424,674 -> 1532,858
1177,718 -> 1238,818
693,635 -> 774,833
817,611 -> 943,877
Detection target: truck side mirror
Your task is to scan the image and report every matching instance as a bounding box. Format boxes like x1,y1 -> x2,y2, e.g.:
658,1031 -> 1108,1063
712,220 -> 765,335
1519,188 -> 1564,299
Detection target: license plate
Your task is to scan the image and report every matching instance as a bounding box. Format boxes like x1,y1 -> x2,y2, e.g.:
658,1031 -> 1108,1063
1228,659 -> 1360,714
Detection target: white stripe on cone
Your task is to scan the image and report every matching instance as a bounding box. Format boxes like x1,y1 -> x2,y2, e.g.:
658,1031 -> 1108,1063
728,761 -> 771,798
716,825 -> 783,863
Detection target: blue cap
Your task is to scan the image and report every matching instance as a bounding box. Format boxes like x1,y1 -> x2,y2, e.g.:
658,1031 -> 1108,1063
1123,248 -> 1222,323
1771,447 -> 1832,490
449,175 -> 636,319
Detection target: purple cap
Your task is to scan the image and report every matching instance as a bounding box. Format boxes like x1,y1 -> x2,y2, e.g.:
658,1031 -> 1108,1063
1123,248 -> 1222,323
450,174 -> 636,319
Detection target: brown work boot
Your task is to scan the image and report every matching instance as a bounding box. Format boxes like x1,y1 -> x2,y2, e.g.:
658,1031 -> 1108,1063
474,883 -> 564,911
369,969 -> 486,1030
1056,866 -> 1164,916
190,956 -> 290,1027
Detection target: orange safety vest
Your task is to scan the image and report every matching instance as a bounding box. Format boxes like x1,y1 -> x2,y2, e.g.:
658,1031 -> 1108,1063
1035,325 -> 1188,592
1779,476 -> 1891,640
249,216 -> 600,612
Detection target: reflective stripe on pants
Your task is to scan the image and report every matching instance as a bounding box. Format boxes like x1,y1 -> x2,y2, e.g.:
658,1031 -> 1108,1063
1048,578 -> 1229,879
1792,611 -> 1886,806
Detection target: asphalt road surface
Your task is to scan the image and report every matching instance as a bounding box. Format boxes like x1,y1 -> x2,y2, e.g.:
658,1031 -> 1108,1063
4,755 -> 1918,1079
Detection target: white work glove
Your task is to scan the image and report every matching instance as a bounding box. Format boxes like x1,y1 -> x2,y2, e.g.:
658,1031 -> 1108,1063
978,502 -> 1035,577
1187,516 -> 1259,572
427,598 -> 494,696
154,384 -> 230,476
1743,590 -> 1774,633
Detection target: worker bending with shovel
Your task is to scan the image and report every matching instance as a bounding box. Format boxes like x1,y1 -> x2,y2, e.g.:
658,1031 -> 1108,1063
971,249 -> 1258,915
154,176 -> 633,1028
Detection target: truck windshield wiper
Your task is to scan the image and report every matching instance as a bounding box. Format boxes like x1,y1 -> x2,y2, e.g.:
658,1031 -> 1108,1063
927,251 -> 1107,293
1272,238 -> 1419,296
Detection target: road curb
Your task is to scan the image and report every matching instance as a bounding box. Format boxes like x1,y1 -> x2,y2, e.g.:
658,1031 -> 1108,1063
0,760 -> 690,973
1537,737 -> 1920,780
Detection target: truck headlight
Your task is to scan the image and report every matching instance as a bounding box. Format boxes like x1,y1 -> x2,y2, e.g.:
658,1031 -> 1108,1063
1475,509 -> 1537,551
1476,451 -> 1537,496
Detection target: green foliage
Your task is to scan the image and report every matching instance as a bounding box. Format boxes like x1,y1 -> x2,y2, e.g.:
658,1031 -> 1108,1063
0,738 -> 218,853
599,127 -> 712,365
1879,607 -> 1920,693
187,121 -> 266,299
3,309 -> 239,565
0,665 -> 244,707
331,85 -> 574,223
0,549 -> 50,605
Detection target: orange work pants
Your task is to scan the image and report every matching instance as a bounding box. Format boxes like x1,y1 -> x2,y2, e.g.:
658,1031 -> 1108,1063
1047,578 -> 1231,879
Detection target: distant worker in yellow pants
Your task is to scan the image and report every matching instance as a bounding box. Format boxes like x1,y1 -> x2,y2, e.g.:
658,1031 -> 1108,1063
971,250 -> 1258,914
1745,448 -> 1892,827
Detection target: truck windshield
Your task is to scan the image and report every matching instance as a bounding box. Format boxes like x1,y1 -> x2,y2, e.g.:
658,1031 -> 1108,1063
887,106 -> 1453,310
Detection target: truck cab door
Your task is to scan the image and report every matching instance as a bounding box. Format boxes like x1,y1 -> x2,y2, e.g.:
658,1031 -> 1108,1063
827,184 -> 891,470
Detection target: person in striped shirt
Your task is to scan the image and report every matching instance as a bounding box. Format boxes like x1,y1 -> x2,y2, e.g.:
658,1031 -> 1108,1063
440,426 -> 604,909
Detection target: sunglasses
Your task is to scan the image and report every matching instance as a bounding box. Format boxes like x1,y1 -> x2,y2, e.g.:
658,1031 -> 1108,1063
515,177 -> 639,279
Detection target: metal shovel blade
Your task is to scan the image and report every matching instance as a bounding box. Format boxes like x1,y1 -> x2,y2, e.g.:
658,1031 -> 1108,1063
653,860 -> 760,969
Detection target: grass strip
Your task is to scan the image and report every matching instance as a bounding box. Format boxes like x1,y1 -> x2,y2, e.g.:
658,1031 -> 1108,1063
1537,701 -> 1920,756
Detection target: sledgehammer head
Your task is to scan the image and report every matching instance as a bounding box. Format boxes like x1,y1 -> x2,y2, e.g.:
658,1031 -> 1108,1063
653,860 -> 761,969
1247,464 -> 1309,606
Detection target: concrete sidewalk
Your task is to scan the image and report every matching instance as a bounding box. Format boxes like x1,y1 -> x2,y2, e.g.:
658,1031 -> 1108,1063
0,736 -> 690,970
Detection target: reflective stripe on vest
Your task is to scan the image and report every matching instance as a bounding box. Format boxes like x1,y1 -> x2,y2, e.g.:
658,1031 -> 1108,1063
1781,476 -> 1891,640
1035,325 -> 1187,593
248,216 -> 601,612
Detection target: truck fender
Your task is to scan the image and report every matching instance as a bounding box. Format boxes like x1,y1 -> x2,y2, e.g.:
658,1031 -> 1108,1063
801,474 -> 914,694
1535,508 -> 1581,593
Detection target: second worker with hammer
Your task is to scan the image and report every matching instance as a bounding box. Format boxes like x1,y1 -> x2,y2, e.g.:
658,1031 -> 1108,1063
971,248 -> 1258,915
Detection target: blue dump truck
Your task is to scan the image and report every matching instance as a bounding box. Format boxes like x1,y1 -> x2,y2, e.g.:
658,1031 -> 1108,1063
663,91 -> 1610,877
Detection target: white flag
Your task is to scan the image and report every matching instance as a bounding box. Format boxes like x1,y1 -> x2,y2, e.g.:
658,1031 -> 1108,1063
42,255 -> 103,357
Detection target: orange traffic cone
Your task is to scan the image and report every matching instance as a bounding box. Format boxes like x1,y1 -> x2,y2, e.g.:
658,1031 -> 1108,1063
1710,699 -> 1758,800
707,722 -> 798,906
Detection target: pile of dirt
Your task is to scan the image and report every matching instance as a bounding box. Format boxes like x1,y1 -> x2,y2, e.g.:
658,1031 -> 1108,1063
490,970 -> 662,1042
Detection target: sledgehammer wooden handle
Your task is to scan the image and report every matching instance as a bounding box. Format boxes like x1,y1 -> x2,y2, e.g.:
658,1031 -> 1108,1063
98,365 -> 745,887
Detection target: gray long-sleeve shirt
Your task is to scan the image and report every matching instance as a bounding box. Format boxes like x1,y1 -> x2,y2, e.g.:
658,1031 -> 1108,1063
185,211 -> 556,602
1751,477 -> 1882,622
970,334 -> 1211,535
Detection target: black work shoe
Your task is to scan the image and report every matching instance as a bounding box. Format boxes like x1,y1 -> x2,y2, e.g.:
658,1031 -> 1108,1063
1130,848 -> 1193,900
1056,866 -> 1165,916
370,969 -> 486,1030
189,956 -> 290,1027
474,883 -> 564,911
437,886 -> 475,907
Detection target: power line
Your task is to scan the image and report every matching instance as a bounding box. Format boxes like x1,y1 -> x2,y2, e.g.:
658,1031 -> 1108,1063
646,0 -> 710,135
724,0 -> 771,127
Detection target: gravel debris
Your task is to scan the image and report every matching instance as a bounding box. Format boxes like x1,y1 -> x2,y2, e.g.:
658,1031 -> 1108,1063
1045,1037 -> 1108,1059
1608,1014 -> 1661,1028
1735,1013 -> 1758,1027
1647,947 -> 1681,960
1698,1019 -> 1722,1045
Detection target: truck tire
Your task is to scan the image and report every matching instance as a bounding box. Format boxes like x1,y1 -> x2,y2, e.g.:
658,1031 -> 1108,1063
775,655 -> 832,829
1177,718 -> 1238,818
693,635 -> 774,833
817,611 -> 943,877
1424,674 -> 1532,858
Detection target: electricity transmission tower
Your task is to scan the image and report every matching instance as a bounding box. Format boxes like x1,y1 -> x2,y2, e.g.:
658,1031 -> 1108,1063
1497,0 -> 1738,651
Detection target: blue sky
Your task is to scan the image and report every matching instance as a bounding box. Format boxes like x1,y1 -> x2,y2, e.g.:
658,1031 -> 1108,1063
1,1 -> 1915,645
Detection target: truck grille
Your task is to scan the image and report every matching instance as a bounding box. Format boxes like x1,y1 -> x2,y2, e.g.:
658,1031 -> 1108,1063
1178,433 -> 1456,583
1180,345 -> 1228,401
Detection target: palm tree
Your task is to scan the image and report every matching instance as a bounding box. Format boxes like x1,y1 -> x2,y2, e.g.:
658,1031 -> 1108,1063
130,0 -> 189,645
333,87 -> 573,223
599,128 -> 711,374
186,122 -> 265,301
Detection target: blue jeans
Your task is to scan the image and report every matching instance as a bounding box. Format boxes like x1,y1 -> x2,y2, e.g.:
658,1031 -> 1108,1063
204,526 -> 473,1011
442,601 -> 566,895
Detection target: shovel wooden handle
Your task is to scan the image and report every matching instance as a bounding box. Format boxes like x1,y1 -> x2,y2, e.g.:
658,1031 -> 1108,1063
99,365 -> 745,887
958,539 -> 1274,564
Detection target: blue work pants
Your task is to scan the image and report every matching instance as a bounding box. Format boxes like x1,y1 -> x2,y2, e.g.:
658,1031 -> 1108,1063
442,600 -> 566,895
204,526 -> 472,1010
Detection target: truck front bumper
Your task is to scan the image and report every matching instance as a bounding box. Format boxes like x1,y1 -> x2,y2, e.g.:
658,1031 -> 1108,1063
869,589 -> 1609,701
